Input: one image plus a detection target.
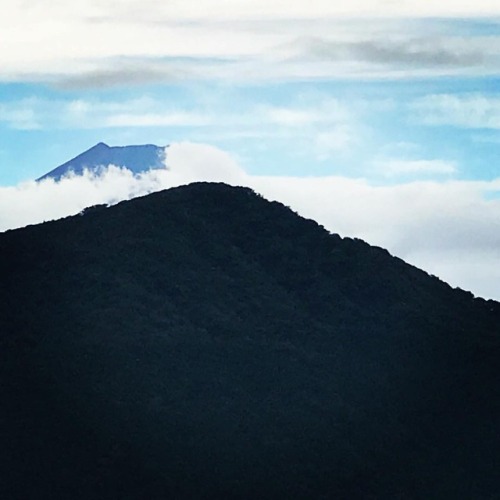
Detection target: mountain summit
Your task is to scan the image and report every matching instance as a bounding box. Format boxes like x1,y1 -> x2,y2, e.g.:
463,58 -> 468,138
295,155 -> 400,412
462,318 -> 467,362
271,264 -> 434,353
1,183 -> 499,499
37,142 -> 167,181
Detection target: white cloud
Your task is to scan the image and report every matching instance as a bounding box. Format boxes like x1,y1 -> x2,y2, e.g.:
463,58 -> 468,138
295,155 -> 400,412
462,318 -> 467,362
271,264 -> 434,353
264,108 -> 320,127
165,142 -> 247,184
0,168 -> 164,230
376,159 -> 457,177
85,0 -> 500,21
0,98 -> 357,161
412,94 -> 500,129
65,97 -> 213,129
250,175 -> 500,300
102,112 -> 212,128
0,97 -> 213,130
0,100 -> 42,130
1,3 -> 500,83
408,249 -> 500,301
314,126 -> 354,159
6,0 -> 500,27
0,143 -> 245,232
261,99 -> 349,126
1,142 -> 499,301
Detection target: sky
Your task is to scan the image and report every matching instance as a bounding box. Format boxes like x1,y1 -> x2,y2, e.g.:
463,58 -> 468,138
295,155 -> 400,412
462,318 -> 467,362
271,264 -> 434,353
1,0 -> 500,300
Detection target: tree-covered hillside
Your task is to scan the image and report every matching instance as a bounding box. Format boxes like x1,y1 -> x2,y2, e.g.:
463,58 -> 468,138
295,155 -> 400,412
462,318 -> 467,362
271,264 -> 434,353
1,182 -> 499,499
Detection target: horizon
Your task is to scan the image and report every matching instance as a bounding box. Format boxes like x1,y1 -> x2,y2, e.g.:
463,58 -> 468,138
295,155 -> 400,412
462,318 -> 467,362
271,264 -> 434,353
1,1 -> 499,300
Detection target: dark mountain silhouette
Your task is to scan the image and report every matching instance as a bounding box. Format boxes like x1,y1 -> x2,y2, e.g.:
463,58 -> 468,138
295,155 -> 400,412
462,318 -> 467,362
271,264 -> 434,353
37,142 -> 167,181
1,182 -> 499,499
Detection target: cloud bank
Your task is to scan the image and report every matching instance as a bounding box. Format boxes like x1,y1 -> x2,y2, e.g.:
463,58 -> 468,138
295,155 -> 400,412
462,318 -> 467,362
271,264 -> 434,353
1,142 -> 499,301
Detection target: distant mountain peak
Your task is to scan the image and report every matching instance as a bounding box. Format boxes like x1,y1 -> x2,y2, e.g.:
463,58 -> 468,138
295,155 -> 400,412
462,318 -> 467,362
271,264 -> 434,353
37,142 -> 167,182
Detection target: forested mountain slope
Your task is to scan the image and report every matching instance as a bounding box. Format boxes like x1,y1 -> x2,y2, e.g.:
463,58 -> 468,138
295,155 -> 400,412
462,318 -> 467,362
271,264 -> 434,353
1,182 -> 499,499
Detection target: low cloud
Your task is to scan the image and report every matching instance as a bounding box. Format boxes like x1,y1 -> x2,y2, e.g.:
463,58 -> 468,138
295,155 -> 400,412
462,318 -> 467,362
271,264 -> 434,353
1,142 -> 499,300
0,143 -> 245,232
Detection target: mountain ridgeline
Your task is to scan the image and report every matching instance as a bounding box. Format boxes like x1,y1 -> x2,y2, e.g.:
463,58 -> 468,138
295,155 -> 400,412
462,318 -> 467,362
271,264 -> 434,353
37,142 -> 167,182
1,183 -> 499,499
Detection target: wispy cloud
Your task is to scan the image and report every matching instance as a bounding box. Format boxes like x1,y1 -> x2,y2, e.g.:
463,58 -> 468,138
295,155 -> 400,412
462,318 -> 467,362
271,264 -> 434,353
0,97 -> 213,130
0,95 -> 356,151
301,37 -> 485,68
261,99 -> 349,127
376,159 -> 457,177
0,100 -> 42,130
102,112 -> 212,128
412,93 -> 500,128
54,65 -> 188,90
314,127 -> 354,159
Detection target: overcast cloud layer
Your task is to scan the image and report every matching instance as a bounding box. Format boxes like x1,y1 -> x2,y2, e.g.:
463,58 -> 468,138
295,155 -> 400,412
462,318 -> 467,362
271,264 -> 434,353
1,142 -> 499,301
1,2 -> 500,83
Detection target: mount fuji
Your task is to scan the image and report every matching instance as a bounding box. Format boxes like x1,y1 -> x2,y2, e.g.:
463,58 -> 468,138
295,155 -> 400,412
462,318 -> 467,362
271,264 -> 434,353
37,142 -> 167,182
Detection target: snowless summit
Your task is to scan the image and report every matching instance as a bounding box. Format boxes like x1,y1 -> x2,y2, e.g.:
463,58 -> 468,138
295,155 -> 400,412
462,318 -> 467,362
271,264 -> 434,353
37,142 -> 167,182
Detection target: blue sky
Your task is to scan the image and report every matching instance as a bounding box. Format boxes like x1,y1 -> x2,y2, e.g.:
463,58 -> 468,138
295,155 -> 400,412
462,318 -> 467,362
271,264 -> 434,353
2,76 -> 500,185
1,1 -> 500,299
